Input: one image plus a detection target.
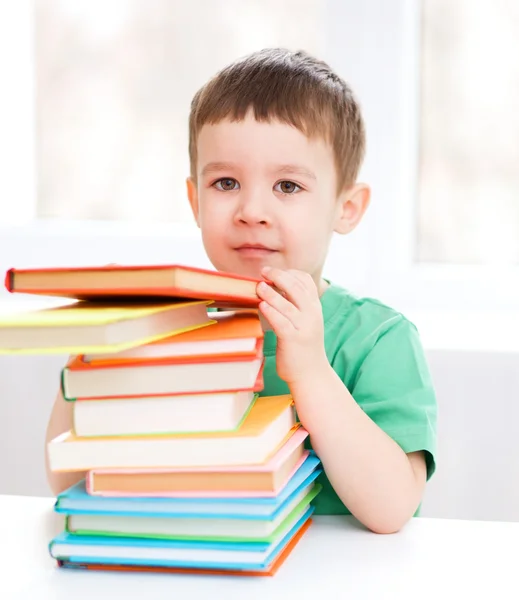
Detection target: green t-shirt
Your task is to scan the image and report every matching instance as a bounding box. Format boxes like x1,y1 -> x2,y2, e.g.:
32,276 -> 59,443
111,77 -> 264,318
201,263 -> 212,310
258,282 -> 438,515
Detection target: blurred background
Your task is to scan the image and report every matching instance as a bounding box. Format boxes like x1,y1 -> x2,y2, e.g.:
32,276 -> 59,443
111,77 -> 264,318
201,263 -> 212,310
0,0 -> 518,521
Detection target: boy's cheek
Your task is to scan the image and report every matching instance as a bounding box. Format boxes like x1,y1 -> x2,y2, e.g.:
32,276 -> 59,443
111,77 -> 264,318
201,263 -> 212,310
200,208 -> 232,231
200,223 -> 227,248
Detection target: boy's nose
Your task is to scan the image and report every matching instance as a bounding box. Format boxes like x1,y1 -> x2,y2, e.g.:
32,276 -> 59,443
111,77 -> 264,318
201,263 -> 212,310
234,194 -> 271,226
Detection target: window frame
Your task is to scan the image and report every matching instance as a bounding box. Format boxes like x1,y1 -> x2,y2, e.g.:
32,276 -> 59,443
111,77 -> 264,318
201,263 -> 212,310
323,0 -> 519,313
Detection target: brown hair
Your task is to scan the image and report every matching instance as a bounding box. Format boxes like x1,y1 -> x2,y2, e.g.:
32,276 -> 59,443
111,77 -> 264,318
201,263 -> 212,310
188,48 -> 365,193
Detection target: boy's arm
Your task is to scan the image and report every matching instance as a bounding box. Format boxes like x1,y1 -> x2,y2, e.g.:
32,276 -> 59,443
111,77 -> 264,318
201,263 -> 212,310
289,367 -> 427,534
45,390 -> 85,495
257,267 -> 432,534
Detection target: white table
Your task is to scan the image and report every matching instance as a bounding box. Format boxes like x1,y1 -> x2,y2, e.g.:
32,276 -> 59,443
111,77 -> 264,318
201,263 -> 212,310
1,495 -> 518,599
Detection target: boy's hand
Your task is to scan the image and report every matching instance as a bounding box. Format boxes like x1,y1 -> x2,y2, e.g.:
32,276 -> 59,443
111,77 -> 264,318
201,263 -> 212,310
257,267 -> 329,386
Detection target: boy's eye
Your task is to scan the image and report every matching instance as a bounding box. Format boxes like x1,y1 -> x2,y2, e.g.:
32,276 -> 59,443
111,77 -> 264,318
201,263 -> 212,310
274,180 -> 302,194
214,178 -> 240,191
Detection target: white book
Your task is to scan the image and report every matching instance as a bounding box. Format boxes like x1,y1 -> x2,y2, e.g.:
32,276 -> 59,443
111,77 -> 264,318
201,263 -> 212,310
72,390 -> 256,436
48,395 -> 296,471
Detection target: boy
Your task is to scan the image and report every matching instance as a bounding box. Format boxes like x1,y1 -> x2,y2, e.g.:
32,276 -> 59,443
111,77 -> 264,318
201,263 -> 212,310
46,48 -> 437,534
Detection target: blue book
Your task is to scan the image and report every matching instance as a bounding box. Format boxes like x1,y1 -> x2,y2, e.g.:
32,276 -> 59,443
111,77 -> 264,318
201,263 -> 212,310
49,506 -> 314,571
64,483 -> 321,543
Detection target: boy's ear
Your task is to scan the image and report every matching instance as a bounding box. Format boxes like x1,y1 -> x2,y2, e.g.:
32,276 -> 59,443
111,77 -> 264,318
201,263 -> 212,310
186,177 -> 200,227
334,183 -> 371,235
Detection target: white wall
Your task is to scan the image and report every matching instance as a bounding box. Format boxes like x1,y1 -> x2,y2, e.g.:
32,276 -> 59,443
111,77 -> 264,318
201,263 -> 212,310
421,349 -> 519,522
1,337 -> 518,523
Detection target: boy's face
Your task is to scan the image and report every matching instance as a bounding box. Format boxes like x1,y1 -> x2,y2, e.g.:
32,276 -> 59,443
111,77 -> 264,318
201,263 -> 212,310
187,113 -> 366,286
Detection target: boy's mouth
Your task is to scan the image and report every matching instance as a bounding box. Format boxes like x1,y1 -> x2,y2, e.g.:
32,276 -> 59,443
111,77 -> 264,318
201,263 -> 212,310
234,243 -> 279,258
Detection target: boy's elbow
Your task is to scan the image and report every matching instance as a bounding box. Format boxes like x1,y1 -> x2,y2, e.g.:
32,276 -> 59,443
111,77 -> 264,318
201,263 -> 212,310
365,484 -> 424,534
362,507 -> 415,535
367,521 -> 404,535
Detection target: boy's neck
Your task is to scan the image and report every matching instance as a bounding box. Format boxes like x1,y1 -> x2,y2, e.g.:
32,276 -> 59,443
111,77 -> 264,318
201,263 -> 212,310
318,278 -> 330,296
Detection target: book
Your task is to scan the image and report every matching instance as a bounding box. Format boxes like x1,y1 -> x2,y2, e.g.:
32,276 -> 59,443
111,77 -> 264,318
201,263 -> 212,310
55,454 -> 321,517
48,395 -> 298,471
5,264 -> 264,306
0,300 -> 213,355
72,390 -> 258,437
83,310 -> 263,364
48,506 -> 314,570
61,347 -> 264,400
64,484 -> 321,543
86,428 -> 310,497
55,517 -> 312,576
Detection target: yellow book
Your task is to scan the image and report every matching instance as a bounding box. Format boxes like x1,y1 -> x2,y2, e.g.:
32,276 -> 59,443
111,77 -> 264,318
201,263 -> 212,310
0,300 -> 214,354
48,395 -> 298,471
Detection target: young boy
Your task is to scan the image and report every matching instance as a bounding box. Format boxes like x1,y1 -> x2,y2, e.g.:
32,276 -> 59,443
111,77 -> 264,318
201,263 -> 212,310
46,48 -> 437,534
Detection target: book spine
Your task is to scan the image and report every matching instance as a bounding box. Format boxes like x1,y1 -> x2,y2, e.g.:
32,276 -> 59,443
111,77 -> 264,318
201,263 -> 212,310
60,367 -> 76,402
4,268 -> 14,293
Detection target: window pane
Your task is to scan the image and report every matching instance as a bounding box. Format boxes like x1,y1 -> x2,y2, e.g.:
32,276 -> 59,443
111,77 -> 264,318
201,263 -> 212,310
36,0 -> 323,223
417,0 -> 519,265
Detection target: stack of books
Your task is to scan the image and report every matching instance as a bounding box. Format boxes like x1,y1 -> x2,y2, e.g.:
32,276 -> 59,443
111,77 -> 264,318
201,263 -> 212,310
3,263 -> 322,576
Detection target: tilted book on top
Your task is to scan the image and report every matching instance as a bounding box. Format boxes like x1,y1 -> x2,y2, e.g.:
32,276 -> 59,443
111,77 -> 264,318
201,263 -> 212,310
5,263 -> 266,306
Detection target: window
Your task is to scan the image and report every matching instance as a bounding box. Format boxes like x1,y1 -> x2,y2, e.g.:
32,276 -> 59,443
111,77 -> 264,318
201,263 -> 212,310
418,0 -> 519,266
35,0 -> 324,223
1,0 -> 518,321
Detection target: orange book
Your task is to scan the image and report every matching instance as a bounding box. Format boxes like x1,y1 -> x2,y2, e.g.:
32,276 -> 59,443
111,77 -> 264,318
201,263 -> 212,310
62,347 -> 264,401
86,428 -> 309,496
47,395 -> 298,471
5,264 -> 265,307
83,309 -> 263,364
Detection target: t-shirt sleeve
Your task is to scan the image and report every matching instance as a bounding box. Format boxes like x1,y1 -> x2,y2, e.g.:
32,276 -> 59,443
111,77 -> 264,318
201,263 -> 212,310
349,316 -> 438,480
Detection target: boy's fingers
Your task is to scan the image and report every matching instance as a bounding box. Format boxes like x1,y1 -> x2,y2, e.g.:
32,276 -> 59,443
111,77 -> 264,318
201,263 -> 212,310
259,300 -> 294,337
257,281 -> 300,326
260,268 -> 308,309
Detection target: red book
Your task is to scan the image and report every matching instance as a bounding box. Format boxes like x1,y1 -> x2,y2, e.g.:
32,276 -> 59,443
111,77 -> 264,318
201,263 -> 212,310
83,309 -> 264,365
61,349 -> 265,401
5,264 -> 264,307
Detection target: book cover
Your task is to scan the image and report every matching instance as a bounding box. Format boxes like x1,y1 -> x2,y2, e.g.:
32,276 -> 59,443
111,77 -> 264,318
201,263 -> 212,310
86,428 -> 310,497
55,454 -> 321,517
61,346 -> 265,400
0,300 -> 213,354
83,309 -> 264,364
5,263 -> 266,306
